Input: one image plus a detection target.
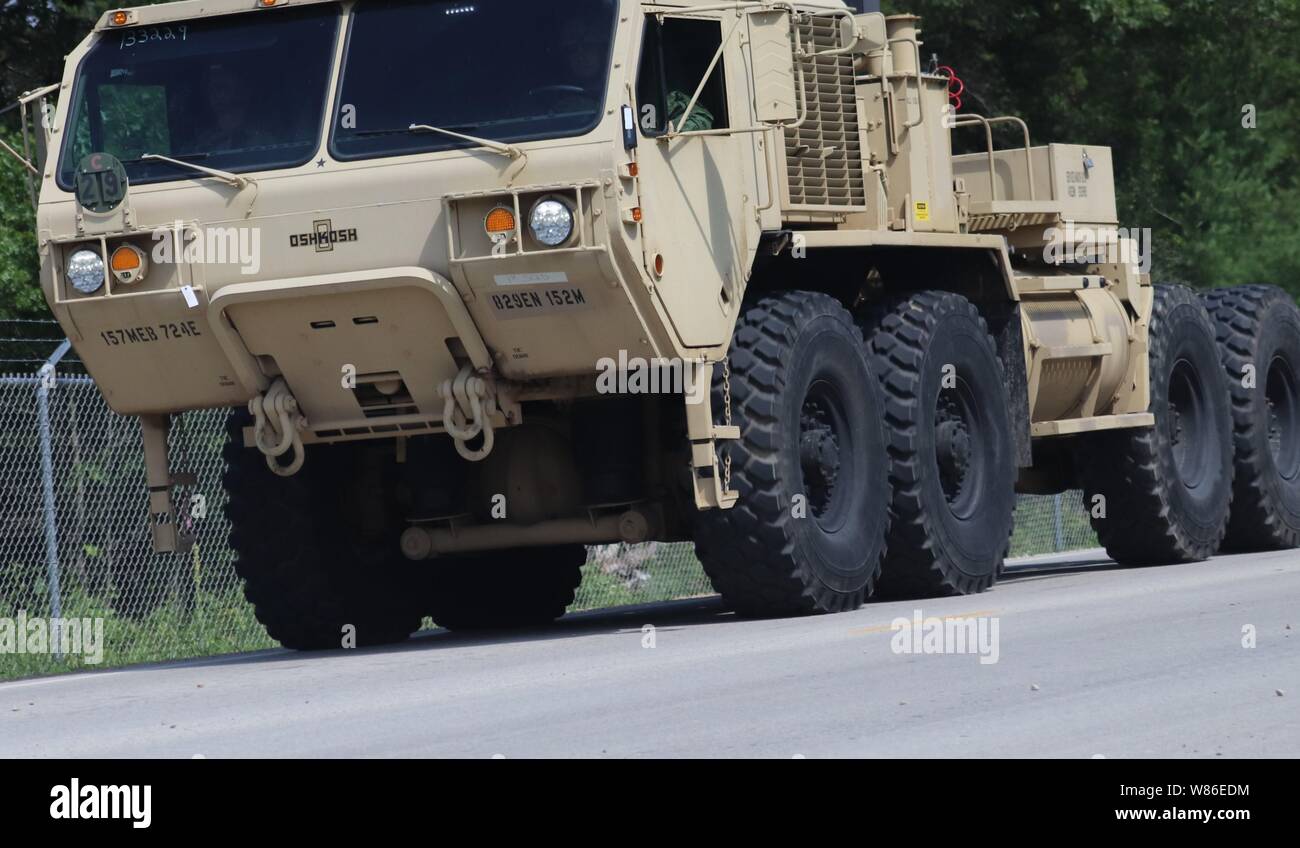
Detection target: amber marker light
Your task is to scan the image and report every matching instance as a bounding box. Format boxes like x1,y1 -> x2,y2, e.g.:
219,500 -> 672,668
109,244 -> 148,285
484,206 -> 518,237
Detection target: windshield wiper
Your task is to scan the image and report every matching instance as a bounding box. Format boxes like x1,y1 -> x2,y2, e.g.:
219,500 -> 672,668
137,153 -> 255,190
355,123 -> 526,162
355,124 -> 480,138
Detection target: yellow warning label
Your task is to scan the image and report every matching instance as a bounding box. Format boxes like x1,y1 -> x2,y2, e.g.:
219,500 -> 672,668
914,201 -> 931,222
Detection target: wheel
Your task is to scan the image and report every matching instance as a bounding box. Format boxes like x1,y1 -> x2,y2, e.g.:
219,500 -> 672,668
223,411 -> 427,651
693,291 -> 891,617
1080,284 -> 1233,564
864,291 -> 1016,597
426,545 -> 584,632
1202,285 -> 1300,550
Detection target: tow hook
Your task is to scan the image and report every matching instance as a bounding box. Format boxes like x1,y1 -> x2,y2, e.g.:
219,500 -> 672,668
250,378 -> 308,477
439,365 -> 498,462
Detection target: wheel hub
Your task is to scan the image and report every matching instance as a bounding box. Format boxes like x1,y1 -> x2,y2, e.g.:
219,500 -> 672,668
936,412 -> 972,499
1268,396 -> 1282,457
1266,356 -> 1300,480
799,398 -> 841,519
1167,359 -> 1208,488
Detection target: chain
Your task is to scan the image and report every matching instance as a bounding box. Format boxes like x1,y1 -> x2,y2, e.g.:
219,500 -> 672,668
722,358 -> 733,492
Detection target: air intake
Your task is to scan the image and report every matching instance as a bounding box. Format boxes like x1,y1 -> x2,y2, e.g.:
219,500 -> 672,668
781,14 -> 867,215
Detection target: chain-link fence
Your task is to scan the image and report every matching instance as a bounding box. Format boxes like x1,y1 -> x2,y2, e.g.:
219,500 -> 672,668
0,336 -> 1099,681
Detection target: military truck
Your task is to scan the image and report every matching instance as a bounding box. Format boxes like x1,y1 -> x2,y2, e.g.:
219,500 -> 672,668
8,0 -> 1299,649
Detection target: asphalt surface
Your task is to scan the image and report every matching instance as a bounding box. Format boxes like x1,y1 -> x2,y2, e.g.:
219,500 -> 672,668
2,548 -> 1297,758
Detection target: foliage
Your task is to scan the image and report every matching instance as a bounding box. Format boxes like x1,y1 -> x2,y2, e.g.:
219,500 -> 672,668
0,127 -> 44,318
0,583 -> 275,681
0,2 -> 117,320
885,0 -> 1300,294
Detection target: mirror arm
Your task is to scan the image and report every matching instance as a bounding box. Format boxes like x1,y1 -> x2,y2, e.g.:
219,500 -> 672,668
4,85 -> 59,209
0,135 -> 38,176
18,84 -> 60,106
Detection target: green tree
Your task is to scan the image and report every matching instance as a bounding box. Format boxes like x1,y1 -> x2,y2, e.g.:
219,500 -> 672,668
885,0 -> 1300,294
0,127 -> 44,318
1,2 -> 117,320
0,2 -> 116,105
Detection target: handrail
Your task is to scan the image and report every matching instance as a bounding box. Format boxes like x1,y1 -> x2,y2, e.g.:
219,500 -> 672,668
951,114 -> 1036,202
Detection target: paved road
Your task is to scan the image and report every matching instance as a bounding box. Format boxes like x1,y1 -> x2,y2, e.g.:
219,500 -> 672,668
2,548 -> 1297,758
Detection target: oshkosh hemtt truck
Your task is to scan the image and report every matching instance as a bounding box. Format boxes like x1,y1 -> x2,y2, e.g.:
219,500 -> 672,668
10,0 -> 1300,648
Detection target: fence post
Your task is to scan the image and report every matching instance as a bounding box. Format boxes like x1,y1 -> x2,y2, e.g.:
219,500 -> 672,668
1052,493 -> 1065,553
37,340 -> 71,660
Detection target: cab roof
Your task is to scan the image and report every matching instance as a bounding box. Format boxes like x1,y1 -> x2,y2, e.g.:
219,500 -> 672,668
96,0 -> 855,32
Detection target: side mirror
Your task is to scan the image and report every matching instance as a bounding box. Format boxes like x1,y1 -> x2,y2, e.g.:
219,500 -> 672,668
748,10 -> 799,124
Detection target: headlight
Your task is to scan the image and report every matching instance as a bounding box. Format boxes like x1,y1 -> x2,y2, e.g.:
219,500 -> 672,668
529,199 -> 575,247
67,249 -> 106,295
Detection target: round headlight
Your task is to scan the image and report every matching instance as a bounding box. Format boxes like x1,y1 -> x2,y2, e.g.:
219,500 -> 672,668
529,199 -> 575,247
67,249 -> 106,295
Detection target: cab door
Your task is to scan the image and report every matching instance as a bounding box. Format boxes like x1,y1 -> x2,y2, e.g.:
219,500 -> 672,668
631,11 -> 758,350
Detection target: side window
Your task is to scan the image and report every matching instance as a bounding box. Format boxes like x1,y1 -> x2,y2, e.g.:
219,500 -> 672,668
636,16 -> 730,135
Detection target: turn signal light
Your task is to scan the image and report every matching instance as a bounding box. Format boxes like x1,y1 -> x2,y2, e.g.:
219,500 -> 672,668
485,206 -> 517,236
110,244 -> 148,285
110,11 -> 130,26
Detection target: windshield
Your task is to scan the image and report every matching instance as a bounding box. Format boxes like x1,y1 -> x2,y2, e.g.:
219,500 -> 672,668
331,0 -> 618,161
56,5 -> 339,190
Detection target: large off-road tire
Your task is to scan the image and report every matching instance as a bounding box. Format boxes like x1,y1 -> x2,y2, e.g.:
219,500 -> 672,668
865,291 -> 1017,597
223,412 -> 427,650
1202,284 -> 1300,550
425,545 -> 585,632
1080,285 -> 1233,564
694,291 -> 891,617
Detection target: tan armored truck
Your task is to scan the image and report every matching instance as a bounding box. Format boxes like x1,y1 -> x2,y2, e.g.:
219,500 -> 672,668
9,0 -> 1300,648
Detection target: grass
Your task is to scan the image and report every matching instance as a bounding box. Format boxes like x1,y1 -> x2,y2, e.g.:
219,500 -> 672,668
1009,493 -> 1099,558
0,586 -> 273,681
